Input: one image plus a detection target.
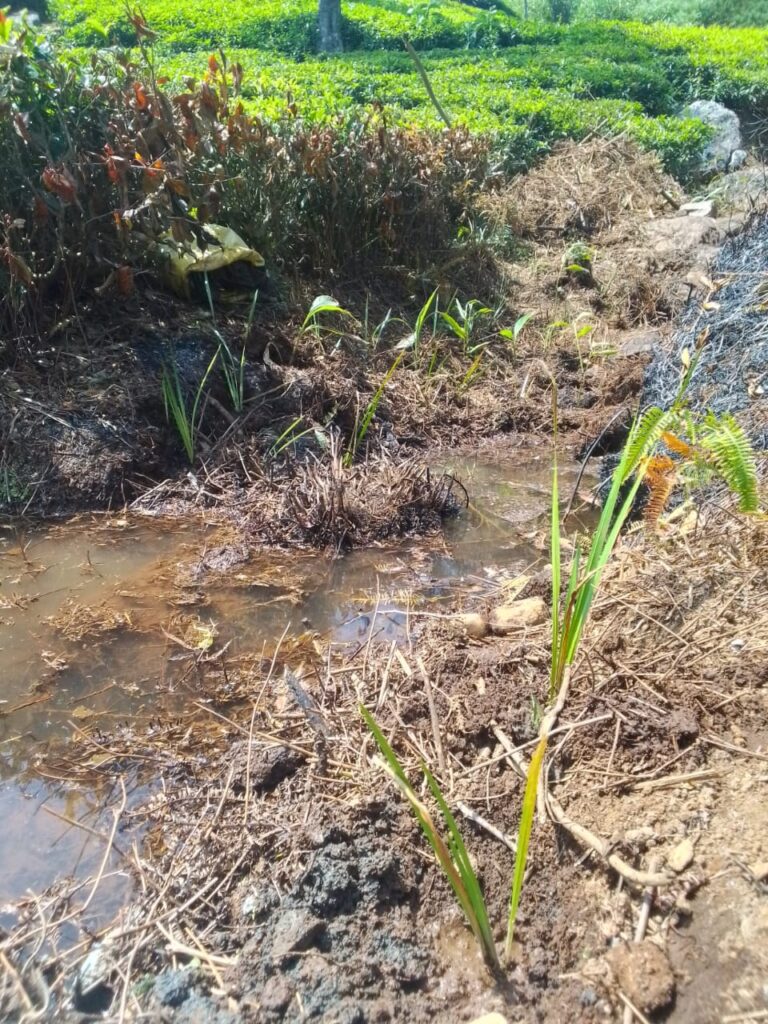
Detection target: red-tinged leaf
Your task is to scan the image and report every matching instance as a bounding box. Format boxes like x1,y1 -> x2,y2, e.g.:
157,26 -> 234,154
208,54 -> 219,74
116,265 -> 134,296
133,82 -> 149,110
41,166 -> 77,204
33,196 -> 49,224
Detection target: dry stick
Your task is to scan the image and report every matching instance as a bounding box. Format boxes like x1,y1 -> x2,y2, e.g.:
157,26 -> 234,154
618,990 -> 653,1024
456,802 -> 517,853
81,776 -> 127,914
463,713 -> 612,778
402,37 -> 451,128
417,656 -> 446,775
622,856 -> 661,1024
632,767 -> 724,792
0,950 -> 35,1015
562,405 -> 626,521
493,723 -> 671,888
156,923 -> 235,970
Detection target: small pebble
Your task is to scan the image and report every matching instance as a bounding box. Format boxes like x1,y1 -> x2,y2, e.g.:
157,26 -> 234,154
667,838 -> 695,873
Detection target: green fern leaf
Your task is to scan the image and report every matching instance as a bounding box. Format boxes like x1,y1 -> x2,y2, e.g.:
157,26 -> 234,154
622,406 -> 672,480
700,413 -> 759,513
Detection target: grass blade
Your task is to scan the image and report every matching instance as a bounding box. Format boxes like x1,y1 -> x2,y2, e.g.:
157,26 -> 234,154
361,705 -> 499,970
505,733 -> 548,959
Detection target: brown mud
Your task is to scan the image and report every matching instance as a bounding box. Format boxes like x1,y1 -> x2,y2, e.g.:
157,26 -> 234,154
1,141 -> 767,1023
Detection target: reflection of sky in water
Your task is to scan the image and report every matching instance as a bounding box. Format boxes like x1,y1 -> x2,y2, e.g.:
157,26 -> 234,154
0,456 -> 593,904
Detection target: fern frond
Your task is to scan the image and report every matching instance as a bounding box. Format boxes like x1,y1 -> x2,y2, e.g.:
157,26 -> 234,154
700,413 -> 760,513
622,407 -> 672,479
644,455 -> 677,525
661,431 -> 694,459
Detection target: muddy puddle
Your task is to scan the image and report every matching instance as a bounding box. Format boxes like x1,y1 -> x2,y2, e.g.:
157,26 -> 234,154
0,455 -> 590,921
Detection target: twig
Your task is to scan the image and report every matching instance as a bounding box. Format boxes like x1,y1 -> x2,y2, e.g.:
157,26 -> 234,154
402,37 -> 451,127
417,656 -> 446,775
622,856 -> 660,1024
81,776 -> 127,913
456,801 -> 517,852
702,734 -> 768,763
155,923 -> 236,970
618,989 -> 653,1024
632,767 -> 724,792
563,406 -> 625,520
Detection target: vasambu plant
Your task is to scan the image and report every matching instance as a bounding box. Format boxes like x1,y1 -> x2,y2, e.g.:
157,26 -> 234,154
363,372 -> 760,968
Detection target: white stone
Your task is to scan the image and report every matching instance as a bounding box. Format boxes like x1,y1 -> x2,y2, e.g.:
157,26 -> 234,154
683,100 -> 743,175
456,612 -> 490,639
489,597 -> 548,635
729,148 -> 748,171
680,199 -> 715,218
667,838 -> 695,873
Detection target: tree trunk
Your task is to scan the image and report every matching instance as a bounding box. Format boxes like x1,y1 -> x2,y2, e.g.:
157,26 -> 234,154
318,0 -> 343,52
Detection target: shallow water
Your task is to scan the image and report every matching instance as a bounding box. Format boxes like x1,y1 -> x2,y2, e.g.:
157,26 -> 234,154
0,455 -> 591,914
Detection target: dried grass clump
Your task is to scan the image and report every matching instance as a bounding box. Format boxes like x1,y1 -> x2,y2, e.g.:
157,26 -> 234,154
482,138 -> 683,242
248,448 -> 465,550
49,601 -> 133,642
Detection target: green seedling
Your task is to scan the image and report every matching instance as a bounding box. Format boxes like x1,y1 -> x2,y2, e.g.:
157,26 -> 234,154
499,311 -> 534,352
397,287 -> 439,355
302,294 -> 354,341
161,349 -> 219,463
440,298 -> 495,355
361,705 -> 500,971
346,349 -> 405,464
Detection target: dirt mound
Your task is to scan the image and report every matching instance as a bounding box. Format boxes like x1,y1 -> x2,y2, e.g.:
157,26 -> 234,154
482,138 -> 683,242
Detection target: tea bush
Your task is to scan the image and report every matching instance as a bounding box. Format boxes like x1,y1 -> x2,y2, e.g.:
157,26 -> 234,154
51,0 -> 517,53
0,15 -> 494,342
160,48 -> 711,176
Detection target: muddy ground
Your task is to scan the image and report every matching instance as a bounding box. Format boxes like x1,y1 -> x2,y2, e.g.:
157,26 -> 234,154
1,142 -> 767,1023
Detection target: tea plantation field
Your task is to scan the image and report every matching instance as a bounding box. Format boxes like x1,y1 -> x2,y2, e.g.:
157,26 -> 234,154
51,0 -> 768,175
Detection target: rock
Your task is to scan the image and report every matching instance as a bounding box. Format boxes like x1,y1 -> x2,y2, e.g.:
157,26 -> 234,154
154,969 -> 194,1008
729,148 -> 748,171
680,199 -> 715,218
74,944 -> 115,1014
455,612 -> 490,639
643,215 -> 724,257
607,941 -> 675,1015
469,1015 -> 508,1024
667,837 -> 695,873
750,861 -> 768,882
683,100 -> 742,175
489,596 -> 548,635
618,329 -> 662,357
270,907 -> 325,960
